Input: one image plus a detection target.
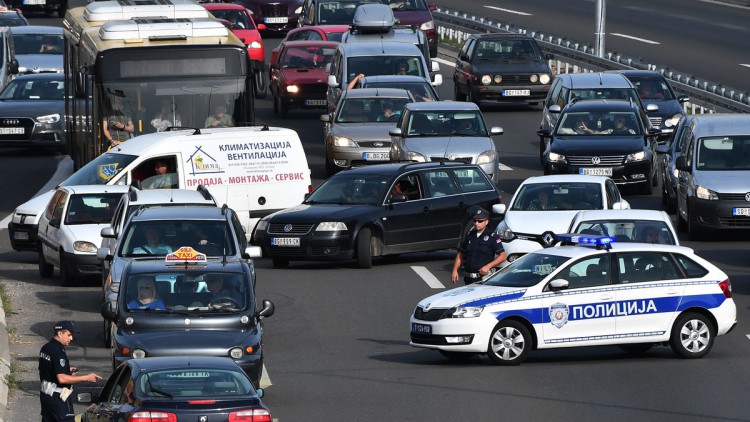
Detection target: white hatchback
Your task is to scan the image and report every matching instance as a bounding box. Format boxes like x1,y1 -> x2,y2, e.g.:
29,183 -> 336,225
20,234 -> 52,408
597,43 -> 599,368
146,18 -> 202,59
37,185 -> 129,286
410,234 -> 737,364
493,175 -> 630,262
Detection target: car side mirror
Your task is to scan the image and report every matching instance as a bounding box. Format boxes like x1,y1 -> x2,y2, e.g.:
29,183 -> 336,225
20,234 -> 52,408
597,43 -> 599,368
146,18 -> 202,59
243,246 -> 262,259
49,218 -> 60,228
489,126 -> 503,136
492,203 -> 506,215
677,95 -> 689,104
655,144 -> 669,154
545,53 -> 555,60
100,227 -> 116,238
431,61 -> 440,73
548,279 -> 569,291
428,3 -> 437,11
270,63 -> 279,70
301,17 -> 312,25
537,129 -> 552,139
675,155 -> 691,173
431,73 -> 443,86
100,301 -> 116,321
548,104 -> 561,113
75,387 -> 102,404
389,194 -> 407,203
256,388 -> 264,398
389,128 -> 403,137
645,103 -> 659,113
327,74 -> 338,87
258,299 -> 275,319
96,247 -> 111,261
257,23 -> 266,30
612,201 -> 629,210
8,59 -> 19,75
320,114 -> 331,123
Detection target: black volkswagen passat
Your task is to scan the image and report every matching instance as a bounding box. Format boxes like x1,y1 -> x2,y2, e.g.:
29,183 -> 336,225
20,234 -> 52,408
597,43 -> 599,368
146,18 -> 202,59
539,99 -> 661,195
254,162 -> 503,268
76,356 -> 272,421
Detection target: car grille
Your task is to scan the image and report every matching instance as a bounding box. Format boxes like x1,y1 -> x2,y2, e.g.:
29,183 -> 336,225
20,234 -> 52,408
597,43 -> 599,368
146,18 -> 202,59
648,116 -> 663,128
0,117 -> 34,141
719,216 -> 750,227
267,223 -> 314,235
410,332 -> 448,345
430,156 -> 473,164
357,141 -> 391,148
260,3 -> 287,17
296,84 -> 327,96
567,155 -> 625,166
413,307 -> 451,321
269,246 -> 341,258
493,74 -> 534,86
718,193 -> 750,201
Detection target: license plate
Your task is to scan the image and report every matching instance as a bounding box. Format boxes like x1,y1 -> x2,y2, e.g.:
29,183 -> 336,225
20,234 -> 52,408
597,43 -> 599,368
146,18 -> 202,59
23,0 -> 45,4
502,89 -> 530,96
579,167 -> 613,176
271,237 -> 300,247
0,127 -> 24,134
13,232 -> 28,240
265,17 -> 288,23
363,152 -> 389,161
733,208 -> 750,216
411,323 -> 431,334
304,99 -> 326,106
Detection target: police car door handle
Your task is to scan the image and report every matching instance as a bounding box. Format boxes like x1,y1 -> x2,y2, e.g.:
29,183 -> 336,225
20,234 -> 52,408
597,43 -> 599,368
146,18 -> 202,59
600,294 -> 614,301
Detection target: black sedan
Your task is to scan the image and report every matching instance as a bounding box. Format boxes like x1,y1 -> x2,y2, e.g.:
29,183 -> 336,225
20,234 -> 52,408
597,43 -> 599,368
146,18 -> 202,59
76,356 -> 272,422
0,73 -> 66,151
101,257 -> 275,388
539,99 -> 661,194
615,69 -> 688,136
254,162 -> 503,268
453,33 -> 553,106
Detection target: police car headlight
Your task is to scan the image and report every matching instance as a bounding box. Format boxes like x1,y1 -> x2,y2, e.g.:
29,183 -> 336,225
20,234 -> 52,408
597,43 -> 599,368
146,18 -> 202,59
540,74 -> 551,84
548,152 -> 566,163
495,220 -> 514,241
696,185 -> 719,200
36,113 -> 60,124
481,75 -> 492,85
477,151 -> 496,165
256,220 -> 268,232
406,151 -> 426,162
625,151 -> 646,162
420,20 -> 434,31
315,222 -> 347,231
73,241 -> 98,253
230,347 -> 244,359
248,41 -> 262,49
132,349 -> 146,359
286,85 -> 300,94
451,306 -> 483,318
333,136 -> 355,147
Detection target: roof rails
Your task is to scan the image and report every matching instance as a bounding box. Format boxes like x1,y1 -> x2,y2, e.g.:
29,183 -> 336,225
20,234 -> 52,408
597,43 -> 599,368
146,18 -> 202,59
82,0 -> 209,23
99,17 -> 228,41
221,203 -> 229,216
196,184 -> 214,201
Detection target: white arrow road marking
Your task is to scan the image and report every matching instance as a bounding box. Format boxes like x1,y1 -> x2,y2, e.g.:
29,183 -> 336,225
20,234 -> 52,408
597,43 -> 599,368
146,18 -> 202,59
610,33 -> 660,45
484,5 -> 532,16
260,364 -> 272,388
740,64 -> 750,69
412,266 -> 446,289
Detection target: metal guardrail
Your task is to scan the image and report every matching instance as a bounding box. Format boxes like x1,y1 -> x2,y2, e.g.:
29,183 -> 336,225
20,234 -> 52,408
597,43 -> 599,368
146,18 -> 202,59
433,8 -> 750,114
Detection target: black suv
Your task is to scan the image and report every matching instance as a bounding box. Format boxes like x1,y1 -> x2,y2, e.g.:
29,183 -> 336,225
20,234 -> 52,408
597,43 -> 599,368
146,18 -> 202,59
254,162 -> 503,268
538,99 -> 661,194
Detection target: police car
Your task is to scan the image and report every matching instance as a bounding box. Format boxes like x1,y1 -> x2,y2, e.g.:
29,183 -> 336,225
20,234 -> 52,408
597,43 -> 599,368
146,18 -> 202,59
410,234 -> 736,364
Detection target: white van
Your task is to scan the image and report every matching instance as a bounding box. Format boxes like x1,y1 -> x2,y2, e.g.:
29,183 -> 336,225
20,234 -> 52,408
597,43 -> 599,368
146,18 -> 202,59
8,127 -> 311,249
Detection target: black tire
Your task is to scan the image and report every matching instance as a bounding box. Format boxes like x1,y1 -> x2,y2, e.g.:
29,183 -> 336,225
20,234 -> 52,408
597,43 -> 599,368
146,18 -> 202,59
618,343 -> 652,355
271,257 -> 289,268
687,206 -> 704,241
652,171 -> 658,187
272,94 -> 279,116
677,204 -> 688,232
664,190 -> 676,214
356,227 -> 373,269
275,95 -> 287,118
38,246 -> 53,278
325,154 -> 338,177
486,320 -> 531,365
467,85 -> 480,108
539,139 -> 546,166
670,312 -> 714,359
103,320 -> 112,348
254,67 -> 267,99
60,252 -> 74,287
453,82 -> 466,101
639,180 -> 653,195
439,350 -> 475,362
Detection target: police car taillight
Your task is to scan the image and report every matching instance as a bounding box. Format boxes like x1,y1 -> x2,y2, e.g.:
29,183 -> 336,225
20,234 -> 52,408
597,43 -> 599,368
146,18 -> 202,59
228,408 -> 272,422
719,278 -> 732,298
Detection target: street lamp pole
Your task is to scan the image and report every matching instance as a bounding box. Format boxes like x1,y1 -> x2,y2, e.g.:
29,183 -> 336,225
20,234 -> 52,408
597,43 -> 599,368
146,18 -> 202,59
595,0 -> 606,57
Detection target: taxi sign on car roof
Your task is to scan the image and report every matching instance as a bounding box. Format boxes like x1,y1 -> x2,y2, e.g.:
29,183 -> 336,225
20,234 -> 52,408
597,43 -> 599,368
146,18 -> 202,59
166,247 -> 207,263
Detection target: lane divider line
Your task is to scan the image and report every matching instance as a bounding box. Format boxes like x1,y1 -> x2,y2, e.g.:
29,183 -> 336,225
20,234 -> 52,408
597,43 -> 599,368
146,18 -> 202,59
483,5 -> 532,16
610,33 -> 660,45
433,57 -> 454,67
411,266 -> 446,289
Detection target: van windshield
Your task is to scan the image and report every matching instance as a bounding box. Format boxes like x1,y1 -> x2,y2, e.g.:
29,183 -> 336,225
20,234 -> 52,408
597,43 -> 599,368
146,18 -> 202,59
61,152 -> 137,186
347,56 -> 424,81
697,136 -> 750,170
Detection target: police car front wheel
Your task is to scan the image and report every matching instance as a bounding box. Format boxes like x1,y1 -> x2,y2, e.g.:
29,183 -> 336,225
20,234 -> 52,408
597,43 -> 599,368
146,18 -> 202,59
670,312 -> 715,359
487,320 -> 531,365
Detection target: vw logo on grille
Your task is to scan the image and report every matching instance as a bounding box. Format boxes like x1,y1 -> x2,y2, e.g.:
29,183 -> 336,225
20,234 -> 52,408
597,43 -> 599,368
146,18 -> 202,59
374,142 -> 383,147
283,224 -> 293,232
591,156 -> 601,165
2,119 -> 19,126
745,193 -> 750,202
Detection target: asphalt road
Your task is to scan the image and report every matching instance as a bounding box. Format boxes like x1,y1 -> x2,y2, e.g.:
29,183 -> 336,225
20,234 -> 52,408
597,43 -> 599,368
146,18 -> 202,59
2,3 -> 750,421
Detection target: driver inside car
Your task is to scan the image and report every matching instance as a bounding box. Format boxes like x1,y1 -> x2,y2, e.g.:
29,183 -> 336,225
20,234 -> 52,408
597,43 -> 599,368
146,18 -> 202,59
206,274 -> 242,308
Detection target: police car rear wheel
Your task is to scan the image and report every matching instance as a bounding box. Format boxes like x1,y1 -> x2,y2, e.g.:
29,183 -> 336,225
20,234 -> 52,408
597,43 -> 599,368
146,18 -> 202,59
487,320 -> 530,365
670,313 -> 714,359
439,350 -> 475,362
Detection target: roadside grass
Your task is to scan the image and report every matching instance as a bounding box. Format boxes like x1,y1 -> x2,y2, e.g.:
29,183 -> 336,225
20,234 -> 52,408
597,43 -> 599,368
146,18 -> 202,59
4,362 -> 25,390
0,283 -> 9,315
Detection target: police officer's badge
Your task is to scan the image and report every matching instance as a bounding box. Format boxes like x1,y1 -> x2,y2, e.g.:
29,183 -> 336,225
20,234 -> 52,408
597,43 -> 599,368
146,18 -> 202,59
483,235 -> 489,241
60,359 -> 66,367
549,302 -> 569,328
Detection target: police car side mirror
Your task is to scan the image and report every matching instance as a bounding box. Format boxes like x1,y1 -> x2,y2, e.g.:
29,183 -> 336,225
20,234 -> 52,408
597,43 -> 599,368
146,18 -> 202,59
96,247 -> 111,261
492,203 -> 506,215
243,246 -> 262,259
101,227 -> 116,238
258,299 -> 275,319
100,301 -> 116,321
548,279 -> 569,291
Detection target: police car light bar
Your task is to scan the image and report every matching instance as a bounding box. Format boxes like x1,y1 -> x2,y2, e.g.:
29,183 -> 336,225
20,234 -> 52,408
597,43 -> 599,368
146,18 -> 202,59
556,233 -> 616,248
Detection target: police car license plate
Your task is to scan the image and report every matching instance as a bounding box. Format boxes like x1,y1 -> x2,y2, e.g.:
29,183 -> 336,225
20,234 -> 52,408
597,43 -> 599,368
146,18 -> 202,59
579,167 -> 612,176
271,237 -> 300,247
363,152 -> 389,161
411,323 -> 431,334
304,99 -> 326,106
502,89 -> 530,96
13,232 -> 28,240
732,208 -> 750,216
265,17 -> 288,23
0,127 -> 24,134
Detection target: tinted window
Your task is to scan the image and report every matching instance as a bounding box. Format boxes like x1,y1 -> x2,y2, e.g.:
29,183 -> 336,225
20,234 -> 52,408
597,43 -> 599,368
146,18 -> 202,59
347,55 -> 424,80
13,33 -> 63,55
406,111 -> 486,136
65,193 -> 122,225
335,97 -> 410,123
628,76 -> 675,100
696,136 -> 750,170
306,173 -> 391,204
674,254 -> 709,278
0,78 -> 64,100
451,168 -> 493,193
379,0 -> 428,11
281,45 -> 336,69
471,38 -> 544,61
317,0 -> 362,24
556,255 -> 611,289
138,368 -> 256,398
568,88 -> 639,103
424,170 -> 459,198
617,252 -> 680,283
120,220 -> 236,257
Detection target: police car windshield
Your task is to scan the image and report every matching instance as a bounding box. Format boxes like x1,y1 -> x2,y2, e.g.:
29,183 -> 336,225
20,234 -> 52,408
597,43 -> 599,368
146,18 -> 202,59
61,152 -> 137,186
512,183 -> 603,211
306,174 -> 391,205
483,252 -> 569,287
124,271 -> 250,312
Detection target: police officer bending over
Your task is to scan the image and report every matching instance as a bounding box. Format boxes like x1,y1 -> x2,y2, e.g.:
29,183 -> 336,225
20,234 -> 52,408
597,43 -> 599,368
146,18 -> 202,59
452,207 -> 507,285
39,321 -> 101,421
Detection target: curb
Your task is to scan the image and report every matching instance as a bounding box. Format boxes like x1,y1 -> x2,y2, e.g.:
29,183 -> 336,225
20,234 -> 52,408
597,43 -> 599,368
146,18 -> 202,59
0,297 -> 10,422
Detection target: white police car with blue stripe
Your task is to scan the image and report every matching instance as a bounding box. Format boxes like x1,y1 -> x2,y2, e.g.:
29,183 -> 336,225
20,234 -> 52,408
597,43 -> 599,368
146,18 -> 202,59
410,234 -> 737,364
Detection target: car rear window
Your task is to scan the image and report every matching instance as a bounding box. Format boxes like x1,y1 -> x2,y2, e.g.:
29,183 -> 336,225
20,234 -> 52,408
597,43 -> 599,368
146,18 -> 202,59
65,193 -> 122,225
138,369 -> 255,398
120,220 -> 236,257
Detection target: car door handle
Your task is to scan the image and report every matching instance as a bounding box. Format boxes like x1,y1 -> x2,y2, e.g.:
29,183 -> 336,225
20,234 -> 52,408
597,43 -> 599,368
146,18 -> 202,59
423,206 -> 431,213
666,288 -> 679,295
458,202 -> 466,208
600,294 -> 614,301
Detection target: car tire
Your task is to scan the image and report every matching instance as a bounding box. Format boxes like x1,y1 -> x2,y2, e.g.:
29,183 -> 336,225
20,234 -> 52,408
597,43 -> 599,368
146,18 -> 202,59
687,207 -> 705,241
272,94 -> 279,116
325,154 -> 338,177
60,251 -> 74,287
677,204 -> 688,232
651,171 -> 658,187
38,246 -> 54,278
254,67 -> 267,99
664,191 -> 676,214
356,227 -> 373,269
275,95 -> 287,118
486,320 -> 531,365
539,139 -> 546,166
467,85 -> 481,108
669,312 -> 714,359
453,83 -> 466,101
639,180 -> 653,195
439,350 -> 475,362
271,257 -> 289,268
103,320 -> 112,348
618,343 -> 652,355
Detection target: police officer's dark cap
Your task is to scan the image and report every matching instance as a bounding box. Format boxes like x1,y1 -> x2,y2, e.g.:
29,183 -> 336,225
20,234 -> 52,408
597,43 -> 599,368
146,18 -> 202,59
54,321 -> 79,333
472,207 -> 490,220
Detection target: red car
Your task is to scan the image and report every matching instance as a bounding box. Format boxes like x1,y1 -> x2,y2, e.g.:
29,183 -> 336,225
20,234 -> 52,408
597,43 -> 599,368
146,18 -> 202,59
270,40 -> 338,117
269,24 -> 349,66
202,2 -> 268,98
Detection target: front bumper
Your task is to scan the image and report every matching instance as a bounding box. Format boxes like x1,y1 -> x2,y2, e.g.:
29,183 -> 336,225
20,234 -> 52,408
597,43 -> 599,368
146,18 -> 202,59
688,196 -> 750,230
547,161 -> 653,185
7,221 -> 38,252
280,91 -> 327,110
409,314 -> 496,353
62,251 -> 100,277
257,16 -> 299,32
0,124 -> 66,149
471,83 -> 550,104
328,146 -> 391,170
255,229 -> 355,262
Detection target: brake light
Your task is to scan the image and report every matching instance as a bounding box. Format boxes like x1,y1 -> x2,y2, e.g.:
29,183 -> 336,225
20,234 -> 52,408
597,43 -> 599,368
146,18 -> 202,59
128,411 -> 177,422
719,278 -> 732,298
228,408 -> 272,422
188,399 -> 216,404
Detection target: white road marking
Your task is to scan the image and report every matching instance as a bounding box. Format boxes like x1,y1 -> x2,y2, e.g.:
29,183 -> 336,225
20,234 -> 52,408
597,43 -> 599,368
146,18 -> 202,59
260,364 -> 272,388
412,266 -> 446,289
484,5 -> 532,16
609,33 -> 660,45
499,163 -> 513,171
740,64 -> 750,69
0,214 -> 11,230
746,334 -> 750,341
433,57 -> 454,67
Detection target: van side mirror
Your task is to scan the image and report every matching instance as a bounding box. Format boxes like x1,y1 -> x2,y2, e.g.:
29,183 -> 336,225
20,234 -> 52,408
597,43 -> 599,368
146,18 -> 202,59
431,73 -> 443,86
327,74 -> 338,87
431,61 -> 440,73
675,155 -> 691,172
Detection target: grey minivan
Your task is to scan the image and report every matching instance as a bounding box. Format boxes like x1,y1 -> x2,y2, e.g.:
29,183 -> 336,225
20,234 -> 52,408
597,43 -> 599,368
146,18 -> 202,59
674,114 -> 750,240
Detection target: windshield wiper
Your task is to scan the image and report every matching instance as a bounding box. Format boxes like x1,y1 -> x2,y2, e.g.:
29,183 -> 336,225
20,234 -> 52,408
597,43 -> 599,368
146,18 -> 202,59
145,374 -> 173,399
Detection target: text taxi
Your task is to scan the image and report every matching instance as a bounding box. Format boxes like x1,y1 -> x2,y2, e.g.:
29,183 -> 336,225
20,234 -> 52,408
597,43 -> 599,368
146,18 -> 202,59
410,235 -> 736,364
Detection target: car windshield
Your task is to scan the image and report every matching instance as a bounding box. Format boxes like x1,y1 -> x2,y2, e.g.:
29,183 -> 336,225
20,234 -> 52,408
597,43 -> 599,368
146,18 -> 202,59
407,111 -> 487,137
325,31 -> 344,42
573,220 -> 676,244
120,221 -> 236,257
556,112 -> 642,136
511,183 -> 603,211
124,270 -> 250,312
629,77 -> 675,101
379,0 -> 428,11
0,78 -> 64,100
364,81 -> 437,101
483,252 -> 569,287
12,33 -> 63,55
305,173 -> 391,205
347,56 -> 425,79
65,193 -> 122,225
0,15 -> 26,26
60,152 -> 137,186
139,368 -> 256,398
472,39 -> 544,61
282,45 -> 336,69
208,9 -> 255,30
318,0 -> 363,24
696,136 -> 750,170
335,97 -> 410,123
568,88 -> 639,104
